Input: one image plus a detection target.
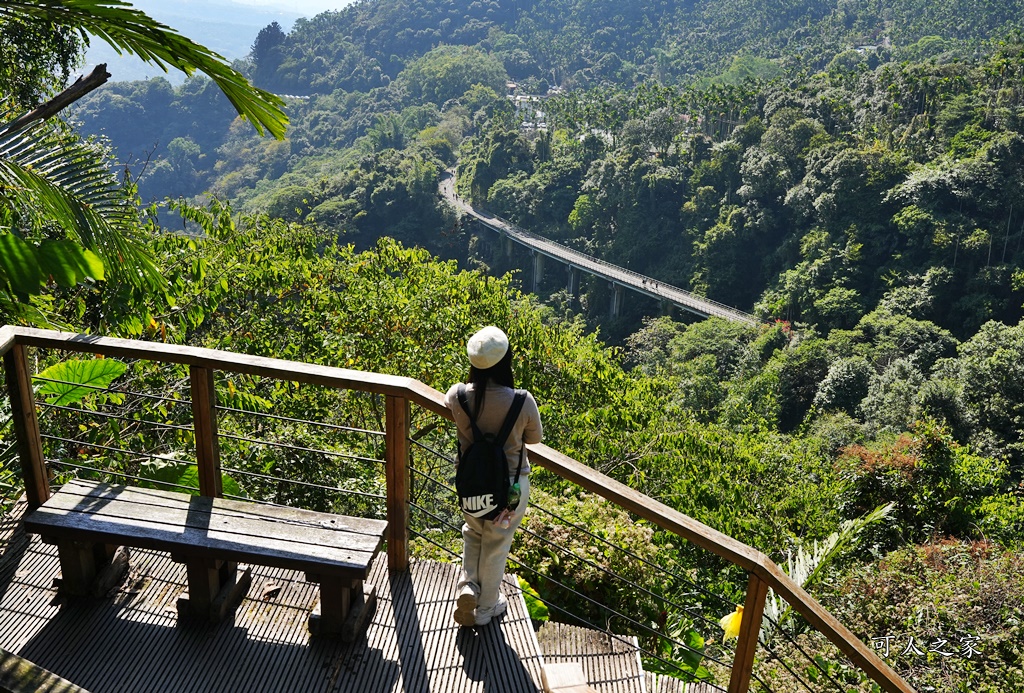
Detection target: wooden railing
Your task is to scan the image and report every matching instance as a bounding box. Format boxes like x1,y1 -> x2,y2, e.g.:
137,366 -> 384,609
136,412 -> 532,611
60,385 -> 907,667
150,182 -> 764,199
0,326 -> 915,693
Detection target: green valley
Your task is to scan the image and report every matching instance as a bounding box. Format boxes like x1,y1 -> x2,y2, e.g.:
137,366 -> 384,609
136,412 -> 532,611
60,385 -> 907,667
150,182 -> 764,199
3,0 -> 1024,690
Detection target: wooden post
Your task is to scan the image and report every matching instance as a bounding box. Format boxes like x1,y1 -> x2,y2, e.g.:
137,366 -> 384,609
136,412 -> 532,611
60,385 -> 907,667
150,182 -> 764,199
728,572 -> 770,693
4,344 -> 49,508
384,395 -> 410,572
189,365 -> 221,497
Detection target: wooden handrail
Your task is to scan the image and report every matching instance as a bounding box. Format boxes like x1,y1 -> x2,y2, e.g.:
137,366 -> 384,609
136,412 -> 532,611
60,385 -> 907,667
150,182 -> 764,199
0,326 -> 914,692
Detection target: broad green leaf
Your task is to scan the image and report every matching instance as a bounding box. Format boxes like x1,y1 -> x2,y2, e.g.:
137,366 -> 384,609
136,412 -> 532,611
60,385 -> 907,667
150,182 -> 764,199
139,458 -> 242,497
0,233 -> 45,294
34,358 -> 127,406
678,628 -> 705,671
37,239 -> 105,287
517,576 -> 549,622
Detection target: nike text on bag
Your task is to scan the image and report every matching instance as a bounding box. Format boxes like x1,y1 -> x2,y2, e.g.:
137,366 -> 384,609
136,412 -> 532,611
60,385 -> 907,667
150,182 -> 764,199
454,385 -> 526,520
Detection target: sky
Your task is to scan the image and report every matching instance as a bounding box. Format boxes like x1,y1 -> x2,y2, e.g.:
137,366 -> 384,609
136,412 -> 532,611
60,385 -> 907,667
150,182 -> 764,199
85,0 -> 357,83
228,0 -> 354,14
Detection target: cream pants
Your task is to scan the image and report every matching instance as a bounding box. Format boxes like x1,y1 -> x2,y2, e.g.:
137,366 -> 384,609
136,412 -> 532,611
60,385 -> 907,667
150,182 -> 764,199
458,475 -> 530,610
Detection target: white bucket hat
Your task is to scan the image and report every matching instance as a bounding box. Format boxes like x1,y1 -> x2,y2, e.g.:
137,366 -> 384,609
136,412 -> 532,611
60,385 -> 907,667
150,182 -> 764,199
466,326 -> 509,369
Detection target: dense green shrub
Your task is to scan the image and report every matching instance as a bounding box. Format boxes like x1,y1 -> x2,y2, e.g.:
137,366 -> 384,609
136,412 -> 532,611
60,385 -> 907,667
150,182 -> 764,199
816,541 -> 1024,693
838,420 -> 1008,546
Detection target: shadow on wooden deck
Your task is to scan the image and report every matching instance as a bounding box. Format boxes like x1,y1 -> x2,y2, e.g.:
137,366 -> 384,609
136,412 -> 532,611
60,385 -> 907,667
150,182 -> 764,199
0,500 -> 544,693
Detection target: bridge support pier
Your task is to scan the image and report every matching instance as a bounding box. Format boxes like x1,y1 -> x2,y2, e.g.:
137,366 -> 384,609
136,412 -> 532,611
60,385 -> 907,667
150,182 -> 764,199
660,299 -> 673,317
609,282 -> 624,318
566,266 -> 579,296
503,234 -> 514,259
532,252 -> 544,294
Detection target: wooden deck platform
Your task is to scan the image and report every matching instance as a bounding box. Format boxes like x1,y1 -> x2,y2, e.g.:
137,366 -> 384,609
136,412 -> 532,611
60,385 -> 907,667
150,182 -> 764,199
0,499 -> 544,693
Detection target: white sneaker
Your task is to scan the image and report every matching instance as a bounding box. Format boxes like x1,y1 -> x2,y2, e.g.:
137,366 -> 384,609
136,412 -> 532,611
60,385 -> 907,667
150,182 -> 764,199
453,584 -> 478,627
474,593 -> 507,626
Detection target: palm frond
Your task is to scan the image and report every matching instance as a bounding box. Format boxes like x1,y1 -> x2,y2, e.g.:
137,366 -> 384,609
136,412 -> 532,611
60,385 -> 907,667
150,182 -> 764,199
0,117 -> 162,290
761,503 -> 894,645
0,0 -> 287,139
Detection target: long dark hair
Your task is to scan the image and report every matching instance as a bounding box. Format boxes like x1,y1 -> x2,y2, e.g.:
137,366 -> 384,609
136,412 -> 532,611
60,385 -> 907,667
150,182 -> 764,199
467,346 -> 515,418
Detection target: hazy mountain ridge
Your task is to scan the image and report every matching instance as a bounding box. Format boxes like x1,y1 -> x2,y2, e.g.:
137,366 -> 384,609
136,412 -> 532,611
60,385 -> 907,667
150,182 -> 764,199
83,0 -> 301,84
247,0 -> 1024,94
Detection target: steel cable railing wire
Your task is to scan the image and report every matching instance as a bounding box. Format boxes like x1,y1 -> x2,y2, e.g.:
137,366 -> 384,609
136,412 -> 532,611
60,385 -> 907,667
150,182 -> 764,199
407,444 -> 739,641
44,429 -> 389,505
221,465 -> 385,501
48,458 -> 386,514
405,462 -> 735,672
45,458 -> 201,493
408,436 -> 737,620
0,441 -> 17,461
409,531 -> 460,560
756,608 -> 849,692
406,463 -> 463,541
33,402 -> 177,474
39,460 -> 378,527
503,543 -> 737,671
217,431 -> 382,466
756,641 -> 824,693
33,377 -> 385,445
408,501 -> 464,537
40,425 -> 385,515
217,404 -> 385,437
38,401 -> 194,432
40,434 -> 196,470
37,388 -> 385,504
32,375 -> 193,408
507,555 -> 738,687
32,380 -> 193,455
525,497 -> 738,613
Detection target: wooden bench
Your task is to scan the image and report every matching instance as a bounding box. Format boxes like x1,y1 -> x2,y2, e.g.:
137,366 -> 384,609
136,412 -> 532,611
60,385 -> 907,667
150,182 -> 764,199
22,479 -> 387,641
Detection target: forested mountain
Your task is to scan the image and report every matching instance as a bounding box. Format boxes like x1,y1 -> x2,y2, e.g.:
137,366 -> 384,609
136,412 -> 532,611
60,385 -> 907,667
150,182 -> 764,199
5,0 -> 1024,690
243,0 -> 1024,91
68,0 -> 1024,351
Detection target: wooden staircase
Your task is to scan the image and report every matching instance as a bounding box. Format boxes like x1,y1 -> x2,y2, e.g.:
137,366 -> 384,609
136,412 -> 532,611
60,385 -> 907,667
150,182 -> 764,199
532,615 -> 723,693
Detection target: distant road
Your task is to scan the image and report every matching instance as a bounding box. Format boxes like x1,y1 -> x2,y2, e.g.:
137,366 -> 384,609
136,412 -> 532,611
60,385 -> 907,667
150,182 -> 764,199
439,172 -> 758,325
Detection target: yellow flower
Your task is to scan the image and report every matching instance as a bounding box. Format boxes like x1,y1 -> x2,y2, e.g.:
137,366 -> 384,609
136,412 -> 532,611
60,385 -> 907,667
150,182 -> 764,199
719,605 -> 744,642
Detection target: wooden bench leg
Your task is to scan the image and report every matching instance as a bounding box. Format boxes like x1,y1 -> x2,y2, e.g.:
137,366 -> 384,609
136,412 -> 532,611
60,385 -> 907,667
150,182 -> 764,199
176,559 -> 251,623
55,540 -> 125,597
307,576 -> 376,641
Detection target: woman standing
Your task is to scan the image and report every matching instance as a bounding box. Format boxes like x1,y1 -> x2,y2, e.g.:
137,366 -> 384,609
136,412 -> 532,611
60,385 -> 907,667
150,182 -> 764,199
444,326 -> 543,626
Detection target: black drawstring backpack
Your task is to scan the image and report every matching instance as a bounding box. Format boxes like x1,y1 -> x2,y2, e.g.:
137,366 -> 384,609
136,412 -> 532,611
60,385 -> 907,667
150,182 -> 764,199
454,384 -> 526,520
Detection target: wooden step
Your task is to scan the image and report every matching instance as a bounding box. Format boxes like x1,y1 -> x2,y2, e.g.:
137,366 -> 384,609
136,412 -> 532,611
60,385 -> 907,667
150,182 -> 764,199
536,621 -> 645,693
542,661 -> 596,692
645,671 -> 723,692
